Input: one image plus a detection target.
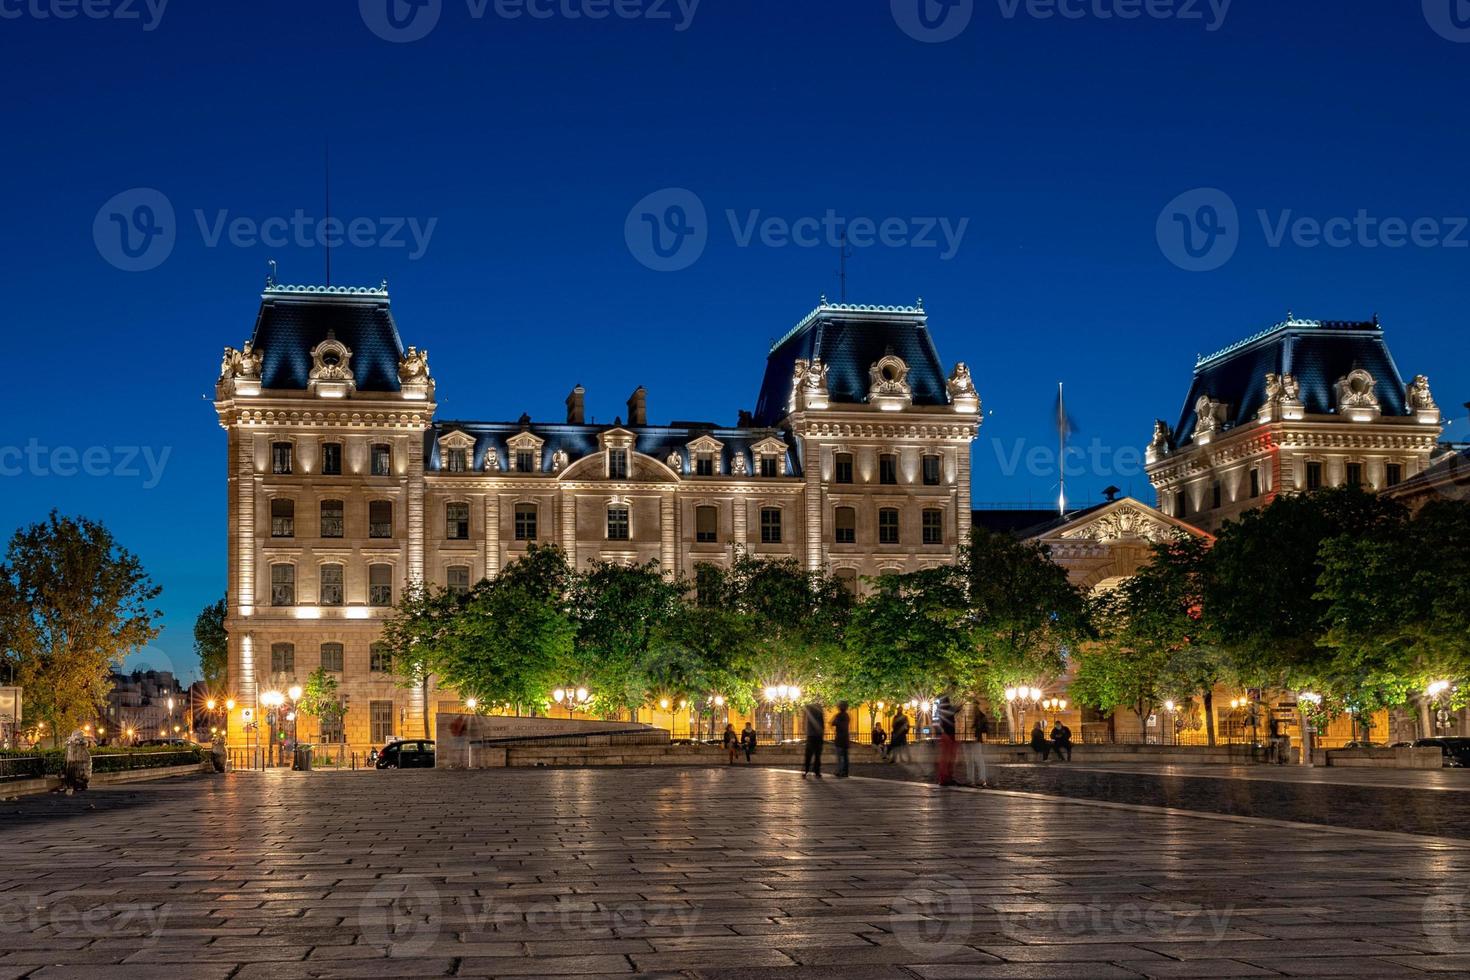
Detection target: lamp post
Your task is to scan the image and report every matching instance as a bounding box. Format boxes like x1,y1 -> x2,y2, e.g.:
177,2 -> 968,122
1005,686 -> 1043,743
1162,700 -> 1176,746
1427,680 -> 1457,737
1298,691 -> 1322,766
552,686 -> 591,721
763,684 -> 801,743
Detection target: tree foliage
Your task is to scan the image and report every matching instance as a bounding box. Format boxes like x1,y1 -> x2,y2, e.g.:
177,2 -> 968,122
0,512 -> 161,744
193,596 -> 228,687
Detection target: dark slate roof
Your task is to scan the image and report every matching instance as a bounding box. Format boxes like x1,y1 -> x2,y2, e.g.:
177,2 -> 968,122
426,422 -> 802,477
753,303 -> 949,426
971,508 -> 1071,537
1174,316 -> 1411,447
249,285 -> 405,392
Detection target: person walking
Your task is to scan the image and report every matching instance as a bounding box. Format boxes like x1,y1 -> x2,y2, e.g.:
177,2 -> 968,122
889,712 -> 910,764
973,706 -> 990,744
936,695 -> 959,786
1030,720 -> 1051,762
802,701 -> 826,779
723,722 -> 739,764
1050,720 -> 1073,762
871,721 -> 888,760
833,701 -> 851,778
740,722 -> 757,763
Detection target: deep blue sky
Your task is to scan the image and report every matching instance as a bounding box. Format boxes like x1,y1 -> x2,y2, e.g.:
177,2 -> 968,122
3,0 -> 1468,680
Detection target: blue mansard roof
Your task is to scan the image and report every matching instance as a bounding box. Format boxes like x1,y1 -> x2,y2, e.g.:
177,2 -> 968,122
249,284 -> 405,392
426,422 -> 802,477
1173,315 -> 1411,447
753,302 -> 949,426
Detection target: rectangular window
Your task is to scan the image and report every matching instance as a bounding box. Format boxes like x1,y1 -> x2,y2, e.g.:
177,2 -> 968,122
272,442 -> 293,475
270,498 -> 295,538
369,564 -> 393,607
879,508 -> 900,545
834,453 -> 853,485
879,454 -> 898,485
446,448 -> 468,473
447,565 -> 471,596
270,564 -> 295,606
1386,463 -> 1403,487
320,642 -> 344,673
370,643 -> 393,674
760,508 -> 782,544
1212,481 -> 1222,510
1249,468 -> 1261,499
695,564 -> 721,607
922,509 -> 943,545
516,450 -> 535,474
1178,491 -> 1189,518
922,454 -> 942,486
696,454 -> 714,477
371,444 -> 392,476
608,449 -> 628,479
514,503 -> 538,542
760,455 -> 778,478
1346,462 -> 1363,487
320,499 -> 344,538
836,568 -> 859,595
834,506 -> 856,544
695,506 -> 718,543
446,502 -> 470,539
369,500 -> 393,539
270,642 -> 294,675
319,564 -> 344,606
319,710 -> 344,744
1306,461 -> 1324,492
321,442 -> 342,476
370,700 -> 394,743
607,506 -> 630,541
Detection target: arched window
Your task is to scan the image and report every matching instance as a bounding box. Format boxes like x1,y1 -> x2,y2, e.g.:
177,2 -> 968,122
270,642 -> 295,675
369,564 -> 394,607
319,643 -> 344,673
270,498 -> 295,538
320,499 -> 344,538
369,500 -> 393,539
270,564 -> 295,606
834,507 -> 856,545
319,564 -> 344,606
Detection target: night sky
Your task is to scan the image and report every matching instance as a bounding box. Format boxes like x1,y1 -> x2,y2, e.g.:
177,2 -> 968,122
3,0 -> 1467,680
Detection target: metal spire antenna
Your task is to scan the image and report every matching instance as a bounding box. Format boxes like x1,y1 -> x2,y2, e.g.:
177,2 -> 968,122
1058,381 -> 1067,516
838,226 -> 854,303
323,141 -> 332,287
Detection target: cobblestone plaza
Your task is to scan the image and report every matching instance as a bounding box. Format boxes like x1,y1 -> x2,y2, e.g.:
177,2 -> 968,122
3,768 -> 1469,979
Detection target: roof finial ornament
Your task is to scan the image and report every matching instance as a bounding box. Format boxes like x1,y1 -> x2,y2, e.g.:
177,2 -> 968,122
1373,311 -> 1380,326
266,258 -> 277,288
1286,308 -> 1293,323
916,296 -> 924,310
381,278 -> 389,292
819,293 -> 828,306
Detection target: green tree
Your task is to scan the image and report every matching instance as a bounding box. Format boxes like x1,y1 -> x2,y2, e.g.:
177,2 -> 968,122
193,596 -> 228,687
571,559 -> 685,720
0,512 -> 161,745
297,666 -> 347,741
1069,590 -> 1172,741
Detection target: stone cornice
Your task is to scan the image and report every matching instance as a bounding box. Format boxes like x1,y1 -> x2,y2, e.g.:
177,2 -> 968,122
1148,419 -> 1440,484
792,417 -> 980,441
218,405 -> 434,430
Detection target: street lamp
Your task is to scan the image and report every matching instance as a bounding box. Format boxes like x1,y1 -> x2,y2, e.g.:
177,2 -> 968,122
1163,700 -> 1176,745
764,684 -> 801,743
553,686 -> 591,720
1005,686 -> 1043,743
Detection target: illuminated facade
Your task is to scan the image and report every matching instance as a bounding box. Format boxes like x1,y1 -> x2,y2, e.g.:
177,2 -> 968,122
215,283 -> 981,748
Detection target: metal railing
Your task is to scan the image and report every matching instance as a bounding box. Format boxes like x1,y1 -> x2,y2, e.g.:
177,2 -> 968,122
0,756 -> 45,781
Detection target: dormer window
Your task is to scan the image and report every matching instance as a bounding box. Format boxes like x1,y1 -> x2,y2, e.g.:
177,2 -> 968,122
516,450 -> 535,474
608,449 -> 629,480
760,455 -> 778,478
696,454 -> 714,477
446,448 -> 468,473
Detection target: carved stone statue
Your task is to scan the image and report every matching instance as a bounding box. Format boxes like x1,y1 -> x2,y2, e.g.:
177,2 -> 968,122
1335,369 -> 1380,412
1265,372 -> 1302,405
308,333 -> 353,383
1150,420 -> 1171,455
731,453 -> 749,476
666,450 -> 683,472
399,346 -> 430,383
789,357 -> 831,412
1194,395 -> 1225,436
1406,375 -> 1437,413
947,362 -> 976,400
483,447 -> 500,472
220,341 -> 263,380
867,354 -> 913,407
550,449 -> 569,473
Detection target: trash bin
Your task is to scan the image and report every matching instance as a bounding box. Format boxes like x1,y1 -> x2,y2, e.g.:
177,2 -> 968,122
292,744 -> 313,771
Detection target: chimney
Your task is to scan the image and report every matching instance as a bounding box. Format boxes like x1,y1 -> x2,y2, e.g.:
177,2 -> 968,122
627,386 -> 647,427
566,384 -> 585,425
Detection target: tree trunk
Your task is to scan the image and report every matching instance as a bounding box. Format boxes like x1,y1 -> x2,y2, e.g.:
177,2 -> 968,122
1203,690 -> 1216,746
421,675 -> 431,739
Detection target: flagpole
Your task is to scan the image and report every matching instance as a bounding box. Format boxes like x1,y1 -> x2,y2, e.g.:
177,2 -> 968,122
1058,381 -> 1066,517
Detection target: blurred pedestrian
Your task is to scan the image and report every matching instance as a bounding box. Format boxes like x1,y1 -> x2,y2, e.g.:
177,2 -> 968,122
1030,720 -> 1051,762
802,702 -> 825,779
872,721 -> 888,760
889,712 -> 911,764
723,722 -> 739,764
1050,720 -> 1073,762
973,706 -> 990,744
937,695 -> 959,786
833,701 -> 851,778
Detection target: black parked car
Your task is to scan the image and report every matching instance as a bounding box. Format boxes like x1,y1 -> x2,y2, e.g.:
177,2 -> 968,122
375,739 -> 436,769
1413,737 -> 1470,767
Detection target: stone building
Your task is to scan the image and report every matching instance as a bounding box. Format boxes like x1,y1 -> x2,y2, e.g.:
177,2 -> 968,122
214,283 -> 981,749
1145,315 -> 1442,533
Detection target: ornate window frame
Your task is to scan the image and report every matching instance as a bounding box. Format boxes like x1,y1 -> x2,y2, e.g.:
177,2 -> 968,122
437,430 -> 476,474
506,431 -> 546,474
